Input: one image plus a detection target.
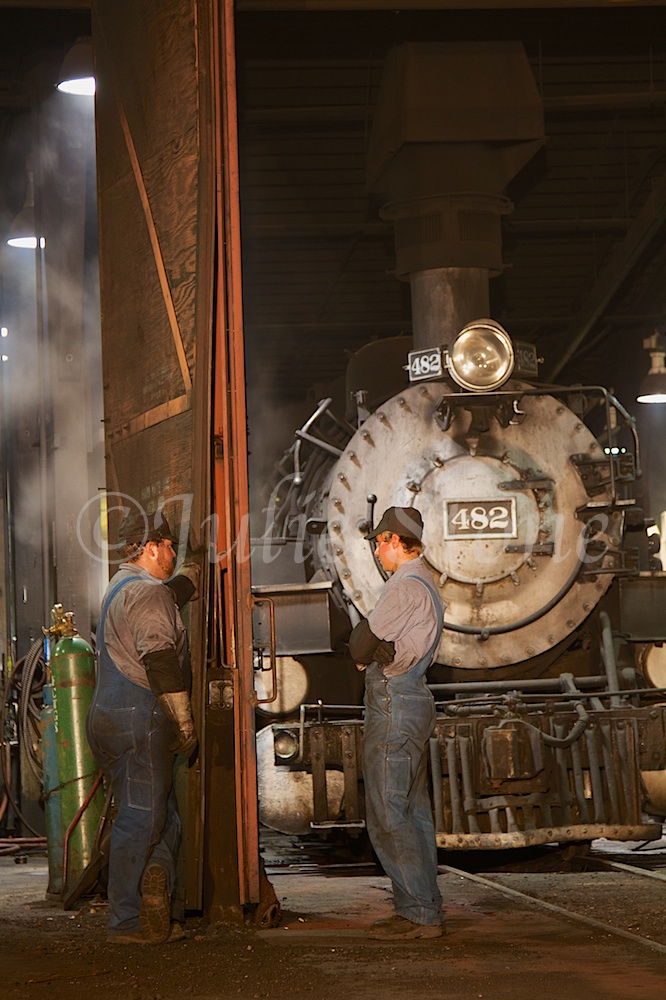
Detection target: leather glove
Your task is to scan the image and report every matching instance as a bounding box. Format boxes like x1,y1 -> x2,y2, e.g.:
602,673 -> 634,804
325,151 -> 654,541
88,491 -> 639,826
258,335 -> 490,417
349,618 -> 395,666
372,638 -> 396,667
177,561 -> 201,600
165,561 -> 201,608
156,691 -> 199,761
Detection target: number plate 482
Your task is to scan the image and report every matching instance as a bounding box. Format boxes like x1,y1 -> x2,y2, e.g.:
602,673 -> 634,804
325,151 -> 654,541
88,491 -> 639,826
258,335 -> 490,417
444,499 -> 517,539
407,348 -> 443,381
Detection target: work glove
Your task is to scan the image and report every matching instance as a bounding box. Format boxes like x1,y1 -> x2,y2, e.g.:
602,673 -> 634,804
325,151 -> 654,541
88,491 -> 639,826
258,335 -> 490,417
372,638 -> 396,667
348,618 -> 396,666
177,561 -> 201,600
165,560 -> 201,608
156,691 -> 199,761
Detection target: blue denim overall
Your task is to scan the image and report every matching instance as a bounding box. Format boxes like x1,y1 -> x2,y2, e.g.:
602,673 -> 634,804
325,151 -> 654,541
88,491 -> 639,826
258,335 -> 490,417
363,574 -> 444,926
86,576 -> 181,934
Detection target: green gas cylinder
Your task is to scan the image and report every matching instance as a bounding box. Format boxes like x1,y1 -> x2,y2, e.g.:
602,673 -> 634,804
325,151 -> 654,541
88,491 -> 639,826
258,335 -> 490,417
46,605 -> 104,895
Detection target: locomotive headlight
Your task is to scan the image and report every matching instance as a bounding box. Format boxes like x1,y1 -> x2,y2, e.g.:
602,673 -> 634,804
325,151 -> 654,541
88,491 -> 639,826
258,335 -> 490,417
273,728 -> 300,761
447,320 -> 515,392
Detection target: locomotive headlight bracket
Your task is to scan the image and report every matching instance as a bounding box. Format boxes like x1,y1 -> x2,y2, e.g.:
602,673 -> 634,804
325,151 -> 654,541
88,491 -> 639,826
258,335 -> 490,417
445,319 -> 516,392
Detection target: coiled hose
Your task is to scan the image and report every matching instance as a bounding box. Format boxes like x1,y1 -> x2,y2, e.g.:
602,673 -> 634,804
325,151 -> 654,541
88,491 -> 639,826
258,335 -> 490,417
0,638 -> 48,842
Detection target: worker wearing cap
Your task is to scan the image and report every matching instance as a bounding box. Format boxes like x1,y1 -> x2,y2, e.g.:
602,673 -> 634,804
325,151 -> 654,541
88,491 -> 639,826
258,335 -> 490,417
348,506 -> 445,941
86,509 -> 199,945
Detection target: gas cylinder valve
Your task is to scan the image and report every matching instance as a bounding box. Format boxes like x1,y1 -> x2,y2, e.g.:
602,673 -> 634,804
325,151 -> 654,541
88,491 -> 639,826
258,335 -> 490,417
43,604 -> 78,640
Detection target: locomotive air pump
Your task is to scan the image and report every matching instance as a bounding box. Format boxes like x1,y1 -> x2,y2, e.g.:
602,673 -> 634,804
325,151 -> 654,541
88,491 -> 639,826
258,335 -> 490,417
42,605 -> 104,898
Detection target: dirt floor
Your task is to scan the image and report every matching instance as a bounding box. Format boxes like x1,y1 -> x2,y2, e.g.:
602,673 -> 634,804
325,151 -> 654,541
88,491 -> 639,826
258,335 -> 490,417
2,841 -> 666,1000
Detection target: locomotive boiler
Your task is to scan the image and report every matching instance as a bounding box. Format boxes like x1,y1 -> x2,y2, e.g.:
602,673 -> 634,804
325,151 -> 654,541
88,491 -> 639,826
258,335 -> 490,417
252,320 -> 666,850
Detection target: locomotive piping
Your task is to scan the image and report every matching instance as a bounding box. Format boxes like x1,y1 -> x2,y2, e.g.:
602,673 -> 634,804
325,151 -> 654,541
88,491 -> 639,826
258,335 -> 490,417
492,704 -> 590,750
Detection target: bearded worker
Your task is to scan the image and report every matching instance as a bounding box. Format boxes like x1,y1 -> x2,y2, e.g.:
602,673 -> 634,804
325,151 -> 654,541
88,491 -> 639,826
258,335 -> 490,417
86,510 -> 198,944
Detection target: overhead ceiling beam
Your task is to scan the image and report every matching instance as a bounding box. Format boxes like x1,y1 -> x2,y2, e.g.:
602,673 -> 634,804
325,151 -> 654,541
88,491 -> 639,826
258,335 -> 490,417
237,1 -> 661,9
0,1 -> 89,7
241,91 -> 666,129
546,167 -> 666,381
544,91 -> 666,112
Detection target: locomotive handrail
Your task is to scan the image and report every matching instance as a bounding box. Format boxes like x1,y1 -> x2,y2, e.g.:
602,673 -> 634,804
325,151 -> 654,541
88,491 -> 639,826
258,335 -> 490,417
252,596 -> 278,706
293,397 -> 333,484
440,382 -> 641,489
292,397 -> 353,483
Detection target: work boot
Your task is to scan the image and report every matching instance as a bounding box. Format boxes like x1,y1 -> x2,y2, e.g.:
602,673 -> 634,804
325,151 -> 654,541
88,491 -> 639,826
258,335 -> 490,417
140,864 -> 171,944
106,923 -> 185,946
368,915 -> 444,940
167,921 -> 186,942
106,930 -> 148,945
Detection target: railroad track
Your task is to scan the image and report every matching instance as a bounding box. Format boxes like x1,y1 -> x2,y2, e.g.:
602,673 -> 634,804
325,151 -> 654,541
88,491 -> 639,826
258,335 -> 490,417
440,857 -> 666,956
263,830 -> 666,953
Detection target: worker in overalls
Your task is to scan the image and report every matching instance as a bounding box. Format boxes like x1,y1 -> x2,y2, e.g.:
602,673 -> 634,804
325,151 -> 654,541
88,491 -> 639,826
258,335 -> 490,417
349,506 -> 445,941
86,510 -> 198,944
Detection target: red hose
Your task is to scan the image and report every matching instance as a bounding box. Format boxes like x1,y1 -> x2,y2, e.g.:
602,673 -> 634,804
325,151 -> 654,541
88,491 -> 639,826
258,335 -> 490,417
62,770 -> 104,889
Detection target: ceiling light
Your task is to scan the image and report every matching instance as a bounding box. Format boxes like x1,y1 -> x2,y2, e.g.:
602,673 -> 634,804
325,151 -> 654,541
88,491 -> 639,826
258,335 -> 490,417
56,38 -> 95,96
637,332 -> 666,404
6,172 -> 45,249
7,236 -> 46,250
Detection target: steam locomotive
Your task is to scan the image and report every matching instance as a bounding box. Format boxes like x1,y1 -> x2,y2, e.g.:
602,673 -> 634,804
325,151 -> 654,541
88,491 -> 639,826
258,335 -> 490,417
251,320 -> 666,850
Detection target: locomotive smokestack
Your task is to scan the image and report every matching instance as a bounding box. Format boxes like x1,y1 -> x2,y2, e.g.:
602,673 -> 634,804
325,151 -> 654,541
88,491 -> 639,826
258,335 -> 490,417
367,42 -> 545,350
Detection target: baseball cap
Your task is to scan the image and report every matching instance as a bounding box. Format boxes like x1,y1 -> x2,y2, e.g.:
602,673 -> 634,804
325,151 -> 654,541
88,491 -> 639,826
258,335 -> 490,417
118,509 -> 179,547
365,506 -> 424,541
